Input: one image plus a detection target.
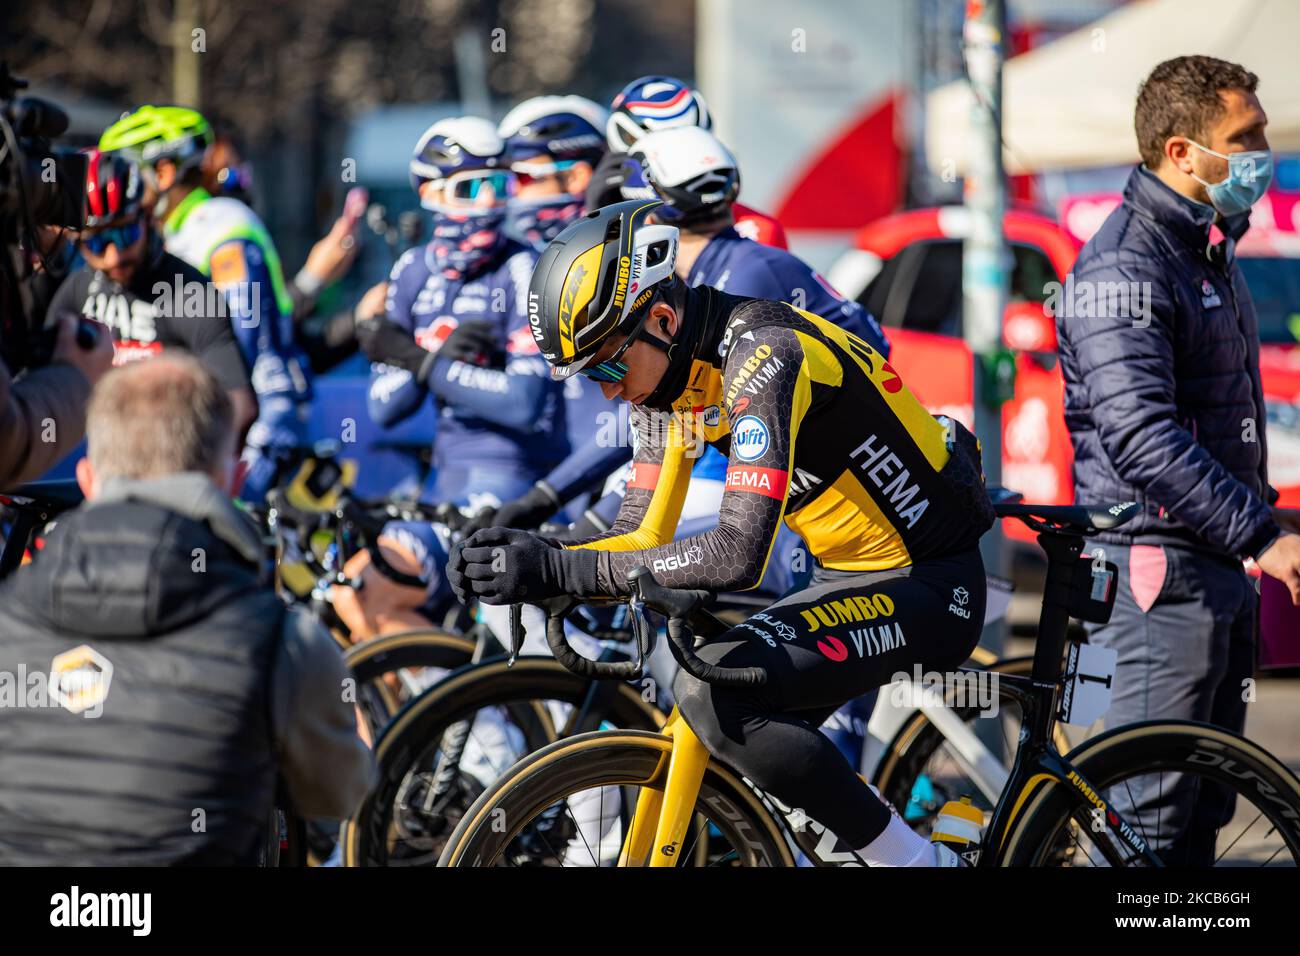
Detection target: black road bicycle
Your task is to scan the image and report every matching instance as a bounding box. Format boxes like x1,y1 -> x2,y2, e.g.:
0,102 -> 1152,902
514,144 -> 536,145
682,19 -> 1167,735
436,499 -> 1300,867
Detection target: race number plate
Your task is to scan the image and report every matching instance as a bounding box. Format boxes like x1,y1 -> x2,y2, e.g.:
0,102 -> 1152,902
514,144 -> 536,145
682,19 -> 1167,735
1057,640 -> 1118,727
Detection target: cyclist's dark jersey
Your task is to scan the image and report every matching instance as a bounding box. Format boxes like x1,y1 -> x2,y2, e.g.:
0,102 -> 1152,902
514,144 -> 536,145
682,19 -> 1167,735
563,289 -> 994,593
47,249 -> 253,394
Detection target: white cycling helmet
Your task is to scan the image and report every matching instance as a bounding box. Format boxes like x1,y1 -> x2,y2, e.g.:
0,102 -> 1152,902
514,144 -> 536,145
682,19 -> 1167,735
622,126 -> 741,224
408,116 -> 508,193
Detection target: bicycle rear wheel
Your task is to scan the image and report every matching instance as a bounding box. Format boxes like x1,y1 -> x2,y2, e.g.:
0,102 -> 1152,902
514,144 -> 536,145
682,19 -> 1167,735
438,730 -> 794,867
1002,721 -> 1300,866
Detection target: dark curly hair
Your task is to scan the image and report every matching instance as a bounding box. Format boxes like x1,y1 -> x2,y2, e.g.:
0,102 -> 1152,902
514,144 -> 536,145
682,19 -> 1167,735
1135,55 -> 1259,169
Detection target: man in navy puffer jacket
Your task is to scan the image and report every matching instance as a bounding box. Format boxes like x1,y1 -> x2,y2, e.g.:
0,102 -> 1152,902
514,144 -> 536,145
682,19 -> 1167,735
1057,55 -> 1300,865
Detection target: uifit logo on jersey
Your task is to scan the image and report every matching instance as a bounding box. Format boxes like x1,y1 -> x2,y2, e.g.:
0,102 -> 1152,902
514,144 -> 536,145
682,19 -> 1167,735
731,415 -> 769,461
849,434 -> 929,528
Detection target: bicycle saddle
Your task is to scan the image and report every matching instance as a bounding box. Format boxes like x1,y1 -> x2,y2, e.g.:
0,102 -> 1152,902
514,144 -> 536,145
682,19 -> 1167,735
1,479 -> 85,510
994,499 -> 1141,535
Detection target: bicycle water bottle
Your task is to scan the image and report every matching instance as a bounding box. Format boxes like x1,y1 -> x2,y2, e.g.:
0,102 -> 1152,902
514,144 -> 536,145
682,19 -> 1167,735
929,796 -> 984,862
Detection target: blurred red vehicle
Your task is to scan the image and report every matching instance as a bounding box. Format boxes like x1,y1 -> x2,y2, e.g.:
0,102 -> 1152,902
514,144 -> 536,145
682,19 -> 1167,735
828,198 -> 1300,549
827,206 -> 1081,545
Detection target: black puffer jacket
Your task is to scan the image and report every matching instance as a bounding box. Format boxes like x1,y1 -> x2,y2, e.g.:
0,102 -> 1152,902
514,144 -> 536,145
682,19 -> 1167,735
1056,165 -> 1280,559
0,475 -> 282,865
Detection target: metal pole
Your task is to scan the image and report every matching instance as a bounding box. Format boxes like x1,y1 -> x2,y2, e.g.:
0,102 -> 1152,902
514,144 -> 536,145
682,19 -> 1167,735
454,27 -> 492,119
172,0 -> 200,107
961,0 -> 1010,661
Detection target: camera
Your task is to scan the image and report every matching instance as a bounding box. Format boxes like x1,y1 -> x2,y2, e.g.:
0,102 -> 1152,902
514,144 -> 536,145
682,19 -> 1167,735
0,61 -> 89,375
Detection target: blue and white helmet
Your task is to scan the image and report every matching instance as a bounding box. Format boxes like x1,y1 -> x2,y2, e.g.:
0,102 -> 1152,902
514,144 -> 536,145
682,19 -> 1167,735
606,75 -> 711,152
408,116 -> 508,195
498,95 -> 607,166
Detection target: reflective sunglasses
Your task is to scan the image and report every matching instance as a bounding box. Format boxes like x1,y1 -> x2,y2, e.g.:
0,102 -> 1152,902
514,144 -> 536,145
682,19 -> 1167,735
511,159 -> 577,187
572,311 -> 653,383
431,169 -> 517,207
80,220 -> 143,254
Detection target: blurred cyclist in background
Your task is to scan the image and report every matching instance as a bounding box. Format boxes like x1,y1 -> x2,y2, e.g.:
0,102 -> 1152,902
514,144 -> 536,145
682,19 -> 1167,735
499,94 -> 614,517
47,149 -> 256,440
99,106 -> 312,504
336,117 -> 566,639
588,75 -> 788,248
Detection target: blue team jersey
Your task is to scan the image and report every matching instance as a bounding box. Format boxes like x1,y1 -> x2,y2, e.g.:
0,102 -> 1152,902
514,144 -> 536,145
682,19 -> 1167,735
687,227 -> 889,357
368,239 -> 569,482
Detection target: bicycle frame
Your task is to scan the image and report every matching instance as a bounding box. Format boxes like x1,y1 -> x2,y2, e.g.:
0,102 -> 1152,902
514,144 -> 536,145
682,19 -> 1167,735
611,524 -> 1164,867
619,707 -> 711,867
973,670 -> 1158,865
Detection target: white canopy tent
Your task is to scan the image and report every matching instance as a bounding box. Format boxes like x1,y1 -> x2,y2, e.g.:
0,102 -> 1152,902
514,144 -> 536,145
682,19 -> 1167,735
926,0 -> 1300,175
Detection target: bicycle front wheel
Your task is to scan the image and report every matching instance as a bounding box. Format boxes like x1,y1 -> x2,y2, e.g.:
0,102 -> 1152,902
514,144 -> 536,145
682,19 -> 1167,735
1001,721 -> 1300,866
438,730 -> 795,867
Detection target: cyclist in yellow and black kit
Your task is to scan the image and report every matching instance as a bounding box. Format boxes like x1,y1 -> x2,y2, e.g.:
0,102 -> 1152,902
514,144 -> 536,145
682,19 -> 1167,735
448,200 -> 995,866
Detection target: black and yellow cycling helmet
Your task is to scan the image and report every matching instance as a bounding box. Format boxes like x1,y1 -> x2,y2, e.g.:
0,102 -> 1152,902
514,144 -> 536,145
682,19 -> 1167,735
528,199 -> 679,380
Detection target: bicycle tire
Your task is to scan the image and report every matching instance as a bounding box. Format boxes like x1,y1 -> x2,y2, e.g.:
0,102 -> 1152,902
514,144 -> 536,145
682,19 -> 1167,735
344,629 -> 476,683
344,629 -> 476,737
342,657 -> 665,866
438,729 -> 795,867
1000,721 -> 1300,866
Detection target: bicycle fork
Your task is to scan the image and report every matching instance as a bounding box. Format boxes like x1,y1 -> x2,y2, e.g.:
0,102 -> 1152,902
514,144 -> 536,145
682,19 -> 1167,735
619,708 -> 710,867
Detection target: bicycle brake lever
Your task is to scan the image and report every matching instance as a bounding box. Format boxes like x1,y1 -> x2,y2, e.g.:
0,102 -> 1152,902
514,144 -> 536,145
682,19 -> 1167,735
507,604 -> 525,666
628,596 -> 653,675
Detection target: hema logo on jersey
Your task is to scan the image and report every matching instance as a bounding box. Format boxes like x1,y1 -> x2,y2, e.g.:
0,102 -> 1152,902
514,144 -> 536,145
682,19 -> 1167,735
732,415 -> 770,461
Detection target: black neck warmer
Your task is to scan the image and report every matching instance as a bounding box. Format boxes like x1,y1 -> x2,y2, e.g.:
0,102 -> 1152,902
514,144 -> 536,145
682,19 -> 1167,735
643,284 -> 728,411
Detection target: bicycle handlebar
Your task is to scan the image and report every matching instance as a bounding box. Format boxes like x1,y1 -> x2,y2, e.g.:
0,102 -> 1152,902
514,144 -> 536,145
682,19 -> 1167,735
514,567 -> 768,688
627,567 -> 767,687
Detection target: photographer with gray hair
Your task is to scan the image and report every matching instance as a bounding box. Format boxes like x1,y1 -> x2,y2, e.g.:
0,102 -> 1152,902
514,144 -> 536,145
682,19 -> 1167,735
0,354 -> 372,865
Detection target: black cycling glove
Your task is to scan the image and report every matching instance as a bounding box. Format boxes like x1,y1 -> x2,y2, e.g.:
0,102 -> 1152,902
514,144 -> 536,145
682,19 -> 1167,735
446,527 -> 597,605
439,319 -> 505,367
355,316 -> 435,381
461,481 -> 562,537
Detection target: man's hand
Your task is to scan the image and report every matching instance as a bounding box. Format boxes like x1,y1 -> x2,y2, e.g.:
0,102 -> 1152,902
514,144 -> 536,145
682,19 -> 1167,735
1256,531 -> 1300,605
355,280 -> 388,323
461,482 -> 560,537
440,319 -> 504,367
355,315 -> 430,377
302,215 -> 362,288
52,315 -> 114,386
447,527 -> 576,605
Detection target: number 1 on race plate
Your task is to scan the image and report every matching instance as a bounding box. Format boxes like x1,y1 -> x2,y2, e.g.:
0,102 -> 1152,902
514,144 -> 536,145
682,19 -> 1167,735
1057,641 -> 1118,727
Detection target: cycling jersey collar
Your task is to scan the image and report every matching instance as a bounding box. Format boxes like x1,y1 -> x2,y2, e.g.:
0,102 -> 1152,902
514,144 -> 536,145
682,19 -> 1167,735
164,187 -> 212,236
642,284 -> 717,411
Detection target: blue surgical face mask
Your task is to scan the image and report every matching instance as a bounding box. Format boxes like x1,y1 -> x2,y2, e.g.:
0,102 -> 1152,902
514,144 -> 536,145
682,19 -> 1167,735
1187,139 -> 1273,217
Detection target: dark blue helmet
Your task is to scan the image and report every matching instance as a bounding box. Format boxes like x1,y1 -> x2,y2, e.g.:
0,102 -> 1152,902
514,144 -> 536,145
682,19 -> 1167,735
498,95 -> 607,166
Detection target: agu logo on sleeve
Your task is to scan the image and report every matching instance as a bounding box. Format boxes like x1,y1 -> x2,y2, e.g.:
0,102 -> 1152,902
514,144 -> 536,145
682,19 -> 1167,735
732,415 -> 770,462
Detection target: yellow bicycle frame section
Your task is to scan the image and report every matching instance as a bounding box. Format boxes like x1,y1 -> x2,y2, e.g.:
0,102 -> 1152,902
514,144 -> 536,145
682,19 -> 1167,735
619,707 -> 711,867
